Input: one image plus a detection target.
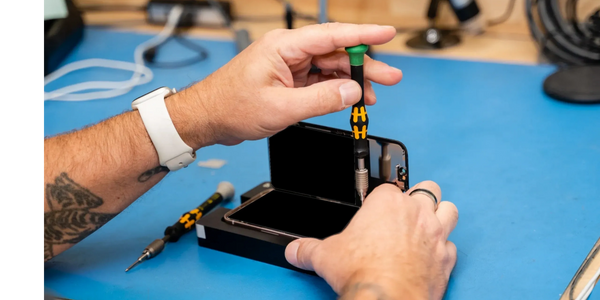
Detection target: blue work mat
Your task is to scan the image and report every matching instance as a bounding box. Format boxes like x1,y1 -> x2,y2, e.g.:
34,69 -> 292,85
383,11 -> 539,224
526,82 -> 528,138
44,27 -> 600,300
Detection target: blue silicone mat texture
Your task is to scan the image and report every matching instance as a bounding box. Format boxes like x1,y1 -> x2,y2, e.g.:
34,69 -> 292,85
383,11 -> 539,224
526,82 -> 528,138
44,27 -> 600,300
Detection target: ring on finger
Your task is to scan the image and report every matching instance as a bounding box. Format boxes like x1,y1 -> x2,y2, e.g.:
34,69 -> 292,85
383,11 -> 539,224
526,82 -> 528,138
409,188 -> 439,210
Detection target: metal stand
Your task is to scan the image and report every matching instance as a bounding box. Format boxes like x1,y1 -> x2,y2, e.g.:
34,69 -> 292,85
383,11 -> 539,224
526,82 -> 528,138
406,0 -> 461,50
543,65 -> 600,104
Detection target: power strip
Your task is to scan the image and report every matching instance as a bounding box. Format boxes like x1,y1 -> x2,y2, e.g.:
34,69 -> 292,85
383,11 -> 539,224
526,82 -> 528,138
147,0 -> 233,27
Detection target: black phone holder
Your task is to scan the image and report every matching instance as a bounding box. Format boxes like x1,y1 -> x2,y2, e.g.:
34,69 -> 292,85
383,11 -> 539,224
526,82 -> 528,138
196,122 -> 408,273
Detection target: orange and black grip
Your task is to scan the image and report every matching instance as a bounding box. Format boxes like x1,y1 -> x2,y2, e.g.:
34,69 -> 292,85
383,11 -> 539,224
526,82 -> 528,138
164,193 -> 224,242
350,65 -> 369,158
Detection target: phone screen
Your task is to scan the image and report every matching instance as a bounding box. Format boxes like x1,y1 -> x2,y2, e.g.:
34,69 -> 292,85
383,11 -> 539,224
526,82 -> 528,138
227,190 -> 359,239
268,123 -> 408,205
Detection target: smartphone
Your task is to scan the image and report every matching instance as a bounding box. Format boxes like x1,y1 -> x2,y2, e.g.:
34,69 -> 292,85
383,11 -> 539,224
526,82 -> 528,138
224,188 -> 360,239
223,122 -> 408,239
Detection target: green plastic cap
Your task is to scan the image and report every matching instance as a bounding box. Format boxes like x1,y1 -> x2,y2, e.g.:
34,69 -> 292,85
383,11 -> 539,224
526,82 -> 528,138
345,44 -> 369,66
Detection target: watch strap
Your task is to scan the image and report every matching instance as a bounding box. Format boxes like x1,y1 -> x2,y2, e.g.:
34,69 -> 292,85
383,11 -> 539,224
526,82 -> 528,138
133,88 -> 195,171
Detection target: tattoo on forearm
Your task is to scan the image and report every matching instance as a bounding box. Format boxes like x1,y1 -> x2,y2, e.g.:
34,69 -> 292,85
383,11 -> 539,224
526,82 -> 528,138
44,173 -> 117,261
138,166 -> 169,182
338,283 -> 390,300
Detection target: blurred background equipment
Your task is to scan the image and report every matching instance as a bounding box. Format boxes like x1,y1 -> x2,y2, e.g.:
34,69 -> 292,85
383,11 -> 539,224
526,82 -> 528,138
406,0 -> 513,50
447,0 -> 485,35
406,0 -> 462,50
526,0 -> 600,103
44,5 -> 184,101
45,0 -> 84,75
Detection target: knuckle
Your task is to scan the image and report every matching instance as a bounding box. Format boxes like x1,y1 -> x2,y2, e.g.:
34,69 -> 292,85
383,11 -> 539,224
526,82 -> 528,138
366,184 -> 404,204
310,243 -> 324,266
431,223 -> 445,240
444,201 -> 459,222
263,28 -> 287,41
320,22 -> 335,31
373,183 -> 403,195
296,242 -> 312,268
436,243 -> 448,260
446,242 -> 458,266
311,87 -> 331,112
422,180 -> 441,191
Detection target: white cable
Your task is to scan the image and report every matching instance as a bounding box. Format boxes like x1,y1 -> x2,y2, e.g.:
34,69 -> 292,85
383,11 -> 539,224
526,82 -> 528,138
44,5 -> 184,101
575,266 -> 600,300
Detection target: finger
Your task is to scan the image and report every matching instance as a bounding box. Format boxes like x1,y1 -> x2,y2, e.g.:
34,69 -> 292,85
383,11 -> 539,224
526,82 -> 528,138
285,238 -> 322,271
271,79 -> 361,121
406,180 -> 442,211
436,201 -> 459,240
278,23 -> 397,58
445,241 -> 457,278
312,51 -> 402,86
363,183 -> 404,205
325,71 -> 375,105
306,72 -> 339,86
364,80 -> 376,105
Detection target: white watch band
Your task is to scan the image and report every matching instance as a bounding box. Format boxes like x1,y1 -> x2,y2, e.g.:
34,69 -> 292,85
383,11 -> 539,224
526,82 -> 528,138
132,87 -> 196,171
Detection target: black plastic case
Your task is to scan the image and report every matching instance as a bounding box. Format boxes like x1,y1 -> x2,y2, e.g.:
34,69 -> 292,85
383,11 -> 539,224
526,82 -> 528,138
196,122 -> 408,273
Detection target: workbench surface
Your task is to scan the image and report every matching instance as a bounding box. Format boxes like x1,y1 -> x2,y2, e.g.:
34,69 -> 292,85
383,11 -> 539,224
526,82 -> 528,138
44,28 -> 600,300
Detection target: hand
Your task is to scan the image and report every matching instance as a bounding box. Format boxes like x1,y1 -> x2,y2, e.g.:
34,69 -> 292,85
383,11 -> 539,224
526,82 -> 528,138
284,181 -> 459,300
175,23 -> 402,147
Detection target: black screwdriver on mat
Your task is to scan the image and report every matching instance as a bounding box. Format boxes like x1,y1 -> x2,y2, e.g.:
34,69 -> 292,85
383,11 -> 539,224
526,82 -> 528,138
346,44 -> 370,203
125,181 -> 235,272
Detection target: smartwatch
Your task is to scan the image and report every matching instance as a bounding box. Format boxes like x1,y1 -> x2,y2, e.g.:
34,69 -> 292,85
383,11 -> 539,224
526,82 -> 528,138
132,87 -> 196,171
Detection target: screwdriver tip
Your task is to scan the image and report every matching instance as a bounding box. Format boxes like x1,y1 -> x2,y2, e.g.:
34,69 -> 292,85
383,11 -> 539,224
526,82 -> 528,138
125,252 -> 148,273
125,260 -> 140,272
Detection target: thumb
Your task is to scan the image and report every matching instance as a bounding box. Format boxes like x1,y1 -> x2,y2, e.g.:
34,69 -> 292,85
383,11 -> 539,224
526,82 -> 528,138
274,79 -> 362,122
285,238 -> 323,271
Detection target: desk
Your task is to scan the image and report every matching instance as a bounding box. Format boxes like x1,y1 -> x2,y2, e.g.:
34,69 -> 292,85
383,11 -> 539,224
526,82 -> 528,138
44,27 -> 600,300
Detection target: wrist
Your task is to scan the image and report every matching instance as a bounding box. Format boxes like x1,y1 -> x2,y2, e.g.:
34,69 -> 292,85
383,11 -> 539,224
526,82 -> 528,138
339,269 -> 428,300
164,84 -> 217,150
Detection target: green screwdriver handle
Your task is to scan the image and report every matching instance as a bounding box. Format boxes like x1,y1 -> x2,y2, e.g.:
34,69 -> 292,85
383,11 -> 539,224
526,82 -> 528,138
345,44 -> 369,158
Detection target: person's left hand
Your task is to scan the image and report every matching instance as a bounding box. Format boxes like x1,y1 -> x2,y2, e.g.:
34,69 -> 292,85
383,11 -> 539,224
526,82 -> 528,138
168,23 -> 403,148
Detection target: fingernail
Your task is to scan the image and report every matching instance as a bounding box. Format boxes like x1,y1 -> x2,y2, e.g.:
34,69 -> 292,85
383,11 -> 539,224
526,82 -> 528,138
339,81 -> 361,108
285,241 -> 300,266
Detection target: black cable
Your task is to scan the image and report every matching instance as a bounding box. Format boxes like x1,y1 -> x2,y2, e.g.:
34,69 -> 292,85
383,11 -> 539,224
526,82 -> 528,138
526,0 -> 600,66
541,0 -> 599,62
143,30 -> 209,69
487,0 -> 516,27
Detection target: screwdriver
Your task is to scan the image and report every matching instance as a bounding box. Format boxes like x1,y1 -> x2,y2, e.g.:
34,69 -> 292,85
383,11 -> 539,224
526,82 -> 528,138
346,44 -> 370,204
125,181 -> 235,272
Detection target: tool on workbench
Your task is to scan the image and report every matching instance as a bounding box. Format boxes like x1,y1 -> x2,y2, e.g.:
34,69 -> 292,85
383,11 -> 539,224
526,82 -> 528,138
346,44 -> 370,204
125,181 -> 235,272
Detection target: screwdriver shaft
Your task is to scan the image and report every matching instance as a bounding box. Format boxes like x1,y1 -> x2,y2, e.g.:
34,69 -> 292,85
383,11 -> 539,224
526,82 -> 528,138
125,252 -> 149,272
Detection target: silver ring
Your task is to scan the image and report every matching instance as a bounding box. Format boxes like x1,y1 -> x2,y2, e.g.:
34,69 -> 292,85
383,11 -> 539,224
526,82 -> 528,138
409,188 -> 438,209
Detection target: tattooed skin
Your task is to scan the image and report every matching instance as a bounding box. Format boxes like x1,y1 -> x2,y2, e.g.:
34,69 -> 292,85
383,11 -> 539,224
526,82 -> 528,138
44,173 -> 117,261
138,166 -> 169,182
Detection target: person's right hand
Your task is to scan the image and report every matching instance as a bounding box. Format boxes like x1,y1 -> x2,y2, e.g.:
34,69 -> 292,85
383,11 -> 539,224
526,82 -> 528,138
284,181 -> 459,300
166,23 -> 402,149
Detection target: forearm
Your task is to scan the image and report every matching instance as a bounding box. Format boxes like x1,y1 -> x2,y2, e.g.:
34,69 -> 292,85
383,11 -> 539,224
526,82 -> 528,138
44,86 -> 212,261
